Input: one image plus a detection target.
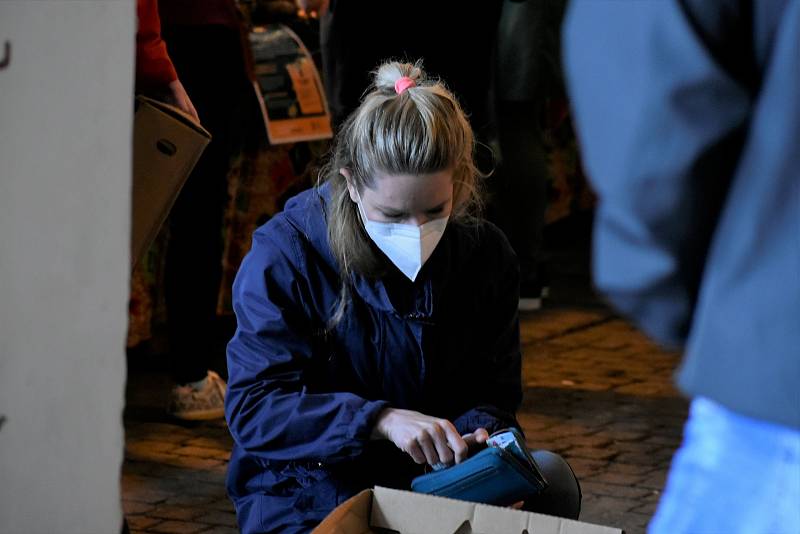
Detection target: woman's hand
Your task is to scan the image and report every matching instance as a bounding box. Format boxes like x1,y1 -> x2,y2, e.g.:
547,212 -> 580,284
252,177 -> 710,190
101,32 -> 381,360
372,408 -> 469,467
167,79 -> 199,123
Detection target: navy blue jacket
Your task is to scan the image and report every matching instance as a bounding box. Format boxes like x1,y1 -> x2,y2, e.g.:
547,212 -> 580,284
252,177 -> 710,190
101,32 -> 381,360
564,0 -> 800,428
225,184 -> 522,533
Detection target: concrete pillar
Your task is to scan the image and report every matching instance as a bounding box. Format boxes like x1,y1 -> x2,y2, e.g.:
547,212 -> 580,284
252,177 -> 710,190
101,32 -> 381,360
0,2 -> 134,532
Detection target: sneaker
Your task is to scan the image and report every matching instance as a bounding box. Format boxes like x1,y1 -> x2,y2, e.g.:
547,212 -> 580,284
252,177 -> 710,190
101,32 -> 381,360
519,280 -> 545,311
539,267 -> 551,299
540,285 -> 551,299
519,294 -> 543,312
167,370 -> 227,421
519,265 -> 550,311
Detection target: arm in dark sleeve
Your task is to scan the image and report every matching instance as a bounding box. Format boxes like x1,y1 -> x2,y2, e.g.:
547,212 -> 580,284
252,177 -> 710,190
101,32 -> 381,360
454,229 -> 522,436
136,0 -> 178,91
562,1 -> 751,347
225,226 -> 389,463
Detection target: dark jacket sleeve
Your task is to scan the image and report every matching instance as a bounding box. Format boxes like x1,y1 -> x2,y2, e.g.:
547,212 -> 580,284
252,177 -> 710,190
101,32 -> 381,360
454,226 -> 523,436
562,1 -> 751,347
225,223 -> 389,463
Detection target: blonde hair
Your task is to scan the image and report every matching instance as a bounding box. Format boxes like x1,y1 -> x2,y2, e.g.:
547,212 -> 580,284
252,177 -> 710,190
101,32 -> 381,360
318,60 -> 483,325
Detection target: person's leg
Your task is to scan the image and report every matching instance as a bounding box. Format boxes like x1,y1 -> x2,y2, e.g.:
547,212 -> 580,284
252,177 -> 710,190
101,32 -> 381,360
522,450 -> 581,519
164,143 -> 228,384
160,25 -> 247,417
649,397 -> 800,534
491,0 -> 555,310
495,99 -> 549,305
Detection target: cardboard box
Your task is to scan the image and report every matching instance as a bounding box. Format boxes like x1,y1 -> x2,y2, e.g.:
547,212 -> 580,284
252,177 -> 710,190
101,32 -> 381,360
131,95 -> 211,267
313,486 -> 624,534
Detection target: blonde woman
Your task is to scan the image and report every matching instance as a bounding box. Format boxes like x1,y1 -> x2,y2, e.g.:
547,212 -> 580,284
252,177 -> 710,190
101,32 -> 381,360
224,61 -> 580,533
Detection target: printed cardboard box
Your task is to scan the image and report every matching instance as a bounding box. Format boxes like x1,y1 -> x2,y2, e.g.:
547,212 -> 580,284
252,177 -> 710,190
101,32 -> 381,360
131,95 -> 211,267
314,486 -> 624,534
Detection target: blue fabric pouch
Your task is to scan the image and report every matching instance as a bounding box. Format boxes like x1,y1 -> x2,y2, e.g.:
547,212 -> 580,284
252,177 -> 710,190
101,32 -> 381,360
410,428 -> 548,506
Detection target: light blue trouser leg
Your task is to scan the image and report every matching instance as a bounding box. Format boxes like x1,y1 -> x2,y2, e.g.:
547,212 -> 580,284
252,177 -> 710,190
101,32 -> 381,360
649,397 -> 800,534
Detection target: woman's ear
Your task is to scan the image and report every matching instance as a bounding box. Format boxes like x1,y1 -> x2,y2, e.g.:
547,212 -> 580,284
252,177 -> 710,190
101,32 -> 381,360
340,168 -> 358,203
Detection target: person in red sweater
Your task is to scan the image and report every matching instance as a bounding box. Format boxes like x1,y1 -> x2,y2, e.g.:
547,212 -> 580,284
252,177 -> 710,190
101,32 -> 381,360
135,0 -> 231,423
135,0 -> 198,121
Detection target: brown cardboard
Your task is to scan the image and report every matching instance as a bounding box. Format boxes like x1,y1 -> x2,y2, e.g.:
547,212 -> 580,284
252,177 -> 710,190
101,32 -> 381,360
131,95 -> 211,267
314,487 -> 624,534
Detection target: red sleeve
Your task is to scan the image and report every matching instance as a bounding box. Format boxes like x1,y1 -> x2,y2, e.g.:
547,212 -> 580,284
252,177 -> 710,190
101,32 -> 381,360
136,0 -> 178,91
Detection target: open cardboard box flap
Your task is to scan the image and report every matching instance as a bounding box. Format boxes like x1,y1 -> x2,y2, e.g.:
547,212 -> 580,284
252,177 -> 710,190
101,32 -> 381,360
138,94 -> 211,134
314,486 -> 624,534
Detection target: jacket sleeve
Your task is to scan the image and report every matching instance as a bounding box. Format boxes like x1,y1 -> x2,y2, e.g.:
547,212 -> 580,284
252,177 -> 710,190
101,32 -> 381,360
454,228 -> 522,436
225,225 -> 389,463
563,1 -> 751,347
136,0 -> 178,91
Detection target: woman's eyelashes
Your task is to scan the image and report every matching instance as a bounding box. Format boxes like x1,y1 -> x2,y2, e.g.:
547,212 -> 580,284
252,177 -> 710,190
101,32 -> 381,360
379,210 -> 406,220
380,208 -> 444,221
427,206 -> 446,216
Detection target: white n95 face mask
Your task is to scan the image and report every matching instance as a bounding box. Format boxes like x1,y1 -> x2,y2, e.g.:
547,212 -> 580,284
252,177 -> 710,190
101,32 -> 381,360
355,191 -> 448,281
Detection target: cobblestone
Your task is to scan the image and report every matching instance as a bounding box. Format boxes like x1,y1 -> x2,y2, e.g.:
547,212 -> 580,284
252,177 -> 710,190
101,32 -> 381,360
518,311 -> 688,533
580,481 -> 653,500
173,446 -> 232,461
122,500 -> 156,516
149,506 -> 206,522
147,520 -> 209,534
163,495 -> 218,508
194,511 -> 238,527
201,527 -> 239,534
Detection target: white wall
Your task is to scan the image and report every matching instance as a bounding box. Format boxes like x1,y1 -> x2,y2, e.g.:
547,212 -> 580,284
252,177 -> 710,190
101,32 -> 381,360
0,2 -> 133,533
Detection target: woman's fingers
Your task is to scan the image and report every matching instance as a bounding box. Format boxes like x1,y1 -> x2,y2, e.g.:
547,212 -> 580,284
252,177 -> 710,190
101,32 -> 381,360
430,423 -> 456,466
441,422 -> 469,463
402,436 -> 427,465
416,432 -> 440,466
472,427 -> 489,444
413,420 -> 462,467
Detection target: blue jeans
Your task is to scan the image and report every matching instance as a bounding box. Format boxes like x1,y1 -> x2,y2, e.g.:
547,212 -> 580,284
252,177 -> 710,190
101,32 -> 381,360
649,397 -> 800,534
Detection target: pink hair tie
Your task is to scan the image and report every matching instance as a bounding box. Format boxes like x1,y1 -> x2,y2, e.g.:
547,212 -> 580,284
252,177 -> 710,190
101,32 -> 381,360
394,76 -> 416,95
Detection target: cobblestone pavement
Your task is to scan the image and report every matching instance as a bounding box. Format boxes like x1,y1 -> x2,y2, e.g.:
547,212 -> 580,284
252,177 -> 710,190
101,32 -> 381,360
122,307 -> 687,534
518,309 -> 687,533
